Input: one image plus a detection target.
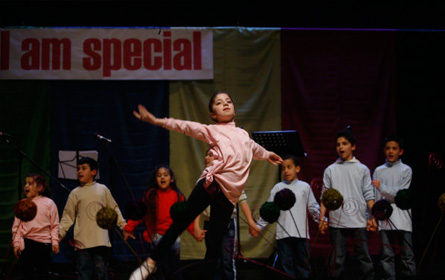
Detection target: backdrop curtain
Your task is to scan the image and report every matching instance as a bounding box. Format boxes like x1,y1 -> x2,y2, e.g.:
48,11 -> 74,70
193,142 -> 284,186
0,81 -> 51,259
281,29 -> 398,255
170,28 -> 282,259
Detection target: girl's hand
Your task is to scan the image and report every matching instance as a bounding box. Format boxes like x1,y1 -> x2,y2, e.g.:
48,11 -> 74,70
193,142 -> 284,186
52,244 -> 59,254
13,247 -> 21,259
193,227 -> 206,242
133,105 -> 164,126
123,230 -> 135,241
267,152 -> 283,166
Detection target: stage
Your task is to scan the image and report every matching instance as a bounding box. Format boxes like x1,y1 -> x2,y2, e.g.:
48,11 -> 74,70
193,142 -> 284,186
2,254 -> 444,279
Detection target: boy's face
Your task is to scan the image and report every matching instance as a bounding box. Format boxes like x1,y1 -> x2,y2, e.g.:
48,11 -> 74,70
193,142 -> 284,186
210,93 -> 235,123
384,140 -> 403,163
156,167 -> 173,190
281,159 -> 300,182
77,163 -> 97,185
336,136 -> 356,161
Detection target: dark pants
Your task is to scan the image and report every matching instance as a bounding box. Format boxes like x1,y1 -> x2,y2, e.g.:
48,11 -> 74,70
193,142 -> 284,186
380,230 -> 416,280
277,237 -> 311,279
205,217 -> 237,280
149,236 -> 183,280
75,246 -> 111,280
152,178 -> 234,279
329,227 -> 374,280
18,238 -> 52,280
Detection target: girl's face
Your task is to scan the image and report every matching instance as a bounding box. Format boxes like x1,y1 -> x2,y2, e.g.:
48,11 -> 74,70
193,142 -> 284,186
156,167 -> 173,190
384,141 -> 403,163
281,159 -> 300,182
24,177 -> 42,199
204,151 -> 215,167
336,136 -> 356,161
210,93 -> 235,123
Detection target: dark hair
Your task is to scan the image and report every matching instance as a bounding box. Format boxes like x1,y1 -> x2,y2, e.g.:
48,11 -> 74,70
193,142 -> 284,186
335,126 -> 356,146
283,155 -> 300,167
33,174 -> 51,198
383,135 -> 405,149
208,91 -> 235,113
77,157 -> 99,172
26,173 -> 51,198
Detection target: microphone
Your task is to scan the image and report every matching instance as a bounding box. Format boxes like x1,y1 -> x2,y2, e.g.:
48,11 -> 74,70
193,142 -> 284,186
0,132 -> 12,137
95,133 -> 112,143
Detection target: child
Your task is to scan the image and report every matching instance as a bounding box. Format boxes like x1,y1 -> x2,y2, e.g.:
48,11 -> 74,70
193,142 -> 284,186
319,128 -> 376,280
193,149 -> 258,280
372,135 -> 416,279
130,91 -> 282,279
125,164 -> 195,280
12,174 -> 59,279
254,155 -> 323,279
59,157 -> 128,279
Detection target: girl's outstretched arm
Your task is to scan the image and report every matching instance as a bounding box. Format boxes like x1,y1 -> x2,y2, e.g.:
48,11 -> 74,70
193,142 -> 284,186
267,152 -> 283,165
133,104 -> 166,126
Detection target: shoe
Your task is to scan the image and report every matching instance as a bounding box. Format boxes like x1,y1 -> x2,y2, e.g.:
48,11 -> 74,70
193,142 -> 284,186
129,259 -> 156,280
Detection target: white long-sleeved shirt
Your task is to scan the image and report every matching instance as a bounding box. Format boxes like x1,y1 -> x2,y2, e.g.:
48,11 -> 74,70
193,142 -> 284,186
162,118 -> 271,205
373,160 -> 412,232
257,179 -> 321,239
59,182 -> 126,250
323,157 -> 375,228
12,196 -> 59,250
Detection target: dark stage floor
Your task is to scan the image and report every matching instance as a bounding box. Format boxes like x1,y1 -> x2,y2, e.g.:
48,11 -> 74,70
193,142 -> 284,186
1,255 -> 443,279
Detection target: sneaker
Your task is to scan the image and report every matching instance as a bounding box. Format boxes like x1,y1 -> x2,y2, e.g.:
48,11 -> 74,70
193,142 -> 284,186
129,259 -> 156,280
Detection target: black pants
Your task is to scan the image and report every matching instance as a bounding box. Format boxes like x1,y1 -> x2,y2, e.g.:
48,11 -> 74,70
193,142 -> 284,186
152,178 -> 234,278
18,238 -> 52,280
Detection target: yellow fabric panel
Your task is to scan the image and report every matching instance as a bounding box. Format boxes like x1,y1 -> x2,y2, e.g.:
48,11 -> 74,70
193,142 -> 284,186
169,28 -> 281,260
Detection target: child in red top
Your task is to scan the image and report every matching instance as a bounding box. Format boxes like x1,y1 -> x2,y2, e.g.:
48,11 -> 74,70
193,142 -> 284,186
125,164 -> 195,280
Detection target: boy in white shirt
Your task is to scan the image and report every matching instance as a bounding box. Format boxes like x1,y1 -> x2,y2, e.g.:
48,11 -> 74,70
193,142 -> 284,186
372,135 -> 415,279
59,157 -> 128,279
255,155 -> 323,279
319,128 -> 376,280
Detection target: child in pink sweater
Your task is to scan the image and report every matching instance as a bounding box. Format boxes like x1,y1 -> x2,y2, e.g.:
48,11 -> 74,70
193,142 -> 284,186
12,174 -> 59,279
130,92 -> 282,280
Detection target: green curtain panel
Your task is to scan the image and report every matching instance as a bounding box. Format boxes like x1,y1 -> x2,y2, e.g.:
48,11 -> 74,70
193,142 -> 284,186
0,81 -> 51,261
170,28 -> 282,259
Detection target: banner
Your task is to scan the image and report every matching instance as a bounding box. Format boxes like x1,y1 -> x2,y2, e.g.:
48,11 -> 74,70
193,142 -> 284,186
0,28 -> 213,80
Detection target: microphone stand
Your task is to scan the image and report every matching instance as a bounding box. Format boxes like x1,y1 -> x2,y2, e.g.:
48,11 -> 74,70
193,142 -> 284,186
99,140 -> 134,199
1,135 -> 71,196
97,138 -> 142,265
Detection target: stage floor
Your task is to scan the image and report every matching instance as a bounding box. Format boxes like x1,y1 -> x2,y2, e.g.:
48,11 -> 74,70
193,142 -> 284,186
1,256 -> 442,279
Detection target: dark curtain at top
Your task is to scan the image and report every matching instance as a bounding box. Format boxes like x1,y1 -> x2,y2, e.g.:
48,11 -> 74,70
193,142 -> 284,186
50,80 -> 170,263
281,30 -> 397,256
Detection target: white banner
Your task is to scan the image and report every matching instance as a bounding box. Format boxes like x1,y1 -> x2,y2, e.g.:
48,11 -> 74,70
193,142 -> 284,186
0,28 -> 213,80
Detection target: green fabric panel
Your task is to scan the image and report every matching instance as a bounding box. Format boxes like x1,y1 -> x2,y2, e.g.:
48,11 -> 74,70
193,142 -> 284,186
169,28 -> 281,260
0,81 -> 51,261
